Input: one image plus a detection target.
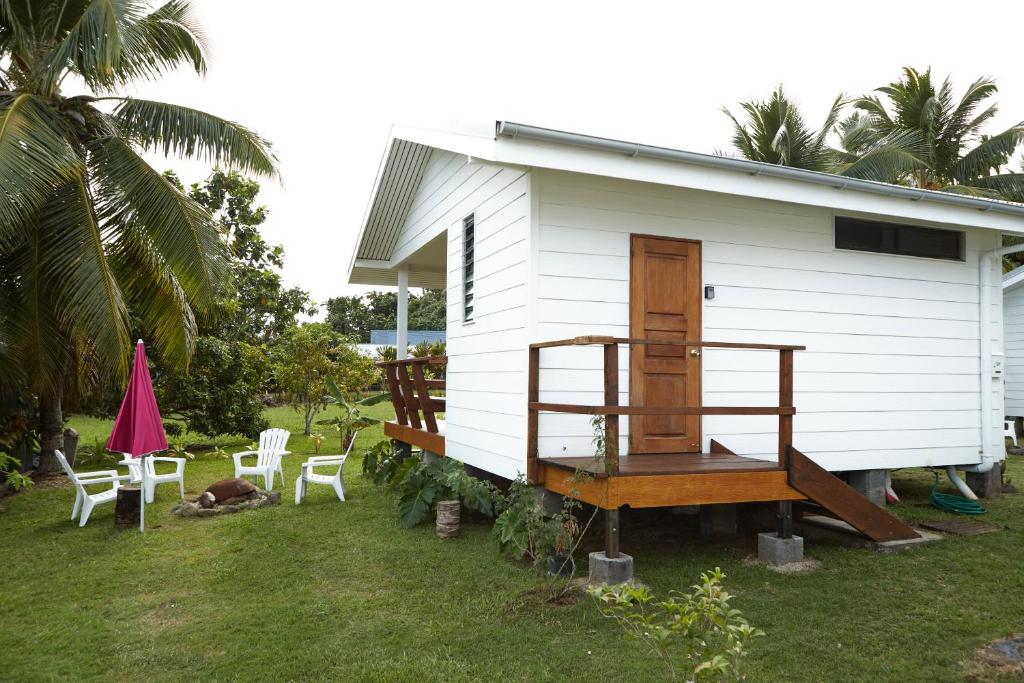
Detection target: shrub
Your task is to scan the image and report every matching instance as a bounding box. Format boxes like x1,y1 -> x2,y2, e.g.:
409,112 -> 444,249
395,458 -> 501,528
588,568 -> 764,682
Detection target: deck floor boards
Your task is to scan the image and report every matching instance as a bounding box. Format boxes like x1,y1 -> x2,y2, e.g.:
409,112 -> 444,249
539,452 -> 783,477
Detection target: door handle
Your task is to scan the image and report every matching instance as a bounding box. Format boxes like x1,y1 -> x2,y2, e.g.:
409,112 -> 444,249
690,348 -> 701,357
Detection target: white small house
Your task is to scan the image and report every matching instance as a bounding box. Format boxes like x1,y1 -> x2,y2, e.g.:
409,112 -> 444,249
347,121 -> 1023,562
1003,266 -> 1024,420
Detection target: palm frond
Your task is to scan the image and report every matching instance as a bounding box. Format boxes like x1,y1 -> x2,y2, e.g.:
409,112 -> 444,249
832,130 -> 927,183
952,124 -> 1024,183
35,177 -> 131,380
88,135 -> 228,313
813,93 -> 845,150
38,0 -> 140,92
968,173 -> 1024,203
0,94 -> 83,241
114,0 -> 206,85
721,106 -> 757,161
107,219 -> 197,370
39,0 -> 206,92
4,237 -> 70,394
946,76 -> 998,140
113,98 -> 278,177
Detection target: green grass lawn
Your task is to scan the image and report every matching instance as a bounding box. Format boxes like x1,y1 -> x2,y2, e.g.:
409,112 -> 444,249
2,406 -> 1023,681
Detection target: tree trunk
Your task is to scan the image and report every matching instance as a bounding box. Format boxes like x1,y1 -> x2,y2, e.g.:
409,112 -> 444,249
37,382 -> 65,474
303,404 -> 313,436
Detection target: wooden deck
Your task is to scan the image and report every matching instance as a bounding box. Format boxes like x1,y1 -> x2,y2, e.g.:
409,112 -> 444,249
541,452 -> 784,477
538,450 -> 806,510
381,336 -> 919,546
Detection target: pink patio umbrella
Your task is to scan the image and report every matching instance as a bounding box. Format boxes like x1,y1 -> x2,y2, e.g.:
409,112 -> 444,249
108,340 -> 168,532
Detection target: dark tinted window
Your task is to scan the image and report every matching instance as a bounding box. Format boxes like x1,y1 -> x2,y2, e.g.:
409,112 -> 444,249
835,216 -> 964,261
462,214 -> 474,321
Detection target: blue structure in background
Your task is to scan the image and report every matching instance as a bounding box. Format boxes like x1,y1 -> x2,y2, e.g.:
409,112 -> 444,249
370,330 -> 446,345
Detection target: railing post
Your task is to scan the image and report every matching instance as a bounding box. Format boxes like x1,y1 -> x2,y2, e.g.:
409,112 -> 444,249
603,343 -> 620,475
384,364 -> 408,426
778,349 -> 794,469
527,346 -> 540,484
396,362 -> 422,430
410,361 -> 438,434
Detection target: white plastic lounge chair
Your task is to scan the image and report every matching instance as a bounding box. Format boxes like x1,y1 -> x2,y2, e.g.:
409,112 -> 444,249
55,449 -> 130,527
294,431 -> 359,504
1005,420 -> 1018,447
234,428 -> 290,491
117,453 -> 186,503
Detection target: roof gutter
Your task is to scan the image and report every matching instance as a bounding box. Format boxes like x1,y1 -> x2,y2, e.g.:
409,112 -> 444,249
495,121 -> 1024,220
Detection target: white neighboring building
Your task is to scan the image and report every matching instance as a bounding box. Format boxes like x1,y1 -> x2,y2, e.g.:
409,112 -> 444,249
347,121 -> 1024,490
1004,266 -> 1024,418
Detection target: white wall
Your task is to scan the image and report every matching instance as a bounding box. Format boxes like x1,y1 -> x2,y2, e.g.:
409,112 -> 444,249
398,153 -> 531,480
531,169 -> 1003,472
1005,283 -> 1024,417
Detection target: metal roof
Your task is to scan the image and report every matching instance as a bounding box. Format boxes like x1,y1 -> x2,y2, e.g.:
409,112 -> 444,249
495,121 -> 1024,220
356,138 -> 431,261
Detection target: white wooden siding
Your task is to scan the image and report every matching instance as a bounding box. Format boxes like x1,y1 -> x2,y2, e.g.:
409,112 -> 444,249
426,155 -> 530,480
532,170 -> 1002,472
1005,283 -> 1024,417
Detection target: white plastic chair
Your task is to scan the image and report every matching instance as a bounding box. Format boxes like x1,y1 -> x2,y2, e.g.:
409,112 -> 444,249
55,449 -> 129,527
294,431 -> 359,504
1005,420 -> 1018,447
233,428 -> 290,491
117,454 -> 186,503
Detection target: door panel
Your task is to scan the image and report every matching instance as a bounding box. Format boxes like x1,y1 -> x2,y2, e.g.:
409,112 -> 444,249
629,236 -> 702,453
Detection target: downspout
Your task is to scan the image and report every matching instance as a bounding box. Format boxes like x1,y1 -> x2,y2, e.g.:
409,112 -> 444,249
971,241 -> 1024,473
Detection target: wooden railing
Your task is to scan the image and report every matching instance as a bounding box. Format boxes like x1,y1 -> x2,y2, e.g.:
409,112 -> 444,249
377,356 -> 447,435
526,336 -> 805,483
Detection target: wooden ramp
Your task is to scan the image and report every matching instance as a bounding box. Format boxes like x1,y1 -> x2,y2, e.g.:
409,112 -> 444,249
788,447 -> 919,542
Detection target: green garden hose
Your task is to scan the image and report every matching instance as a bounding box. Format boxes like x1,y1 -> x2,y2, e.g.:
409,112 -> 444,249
930,473 -> 986,515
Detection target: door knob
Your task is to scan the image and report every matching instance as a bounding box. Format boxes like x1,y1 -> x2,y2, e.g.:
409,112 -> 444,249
690,348 -> 701,357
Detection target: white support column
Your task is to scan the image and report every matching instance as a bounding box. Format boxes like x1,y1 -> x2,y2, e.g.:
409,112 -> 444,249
397,265 -> 409,360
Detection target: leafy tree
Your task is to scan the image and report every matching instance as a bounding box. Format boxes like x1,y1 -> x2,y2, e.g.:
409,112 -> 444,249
324,289 -> 447,342
136,170 -> 311,439
323,295 -> 369,339
845,67 -> 1024,197
273,323 -> 341,435
0,1 -> 276,472
156,337 -> 270,440
180,169 -> 315,342
722,87 -> 843,171
410,289 -> 447,330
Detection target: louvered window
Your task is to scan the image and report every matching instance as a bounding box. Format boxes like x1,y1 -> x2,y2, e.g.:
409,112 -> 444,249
462,214 -> 475,322
835,216 -> 964,261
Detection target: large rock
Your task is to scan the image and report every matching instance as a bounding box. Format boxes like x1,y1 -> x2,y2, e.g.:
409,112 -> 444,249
204,478 -> 258,503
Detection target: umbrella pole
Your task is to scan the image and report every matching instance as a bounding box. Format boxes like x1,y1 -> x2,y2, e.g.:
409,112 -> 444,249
139,454 -> 146,533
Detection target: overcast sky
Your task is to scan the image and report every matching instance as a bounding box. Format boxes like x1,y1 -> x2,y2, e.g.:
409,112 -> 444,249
131,0 -> 1024,310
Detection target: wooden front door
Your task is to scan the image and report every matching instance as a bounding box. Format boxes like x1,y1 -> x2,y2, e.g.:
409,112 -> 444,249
629,235 -> 702,453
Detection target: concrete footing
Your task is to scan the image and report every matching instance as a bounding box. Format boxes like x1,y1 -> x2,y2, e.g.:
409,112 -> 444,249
757,532 -> 804,566
421,449 -> 442,465
847,469 -> 887,506
699,504 -> 738,537
967,465 -> 1002,499
588,551 -> 634,584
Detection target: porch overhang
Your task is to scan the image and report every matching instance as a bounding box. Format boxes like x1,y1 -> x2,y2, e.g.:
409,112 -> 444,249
349,259 -> 446,289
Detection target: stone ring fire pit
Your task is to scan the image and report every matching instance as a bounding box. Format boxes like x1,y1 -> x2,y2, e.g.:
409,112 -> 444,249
172,477 -> 281,518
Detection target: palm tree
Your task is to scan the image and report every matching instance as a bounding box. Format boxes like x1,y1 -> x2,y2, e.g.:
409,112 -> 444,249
847,67 -> 1024,198
0,1 -> 277,471
722,86 -> 843,171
